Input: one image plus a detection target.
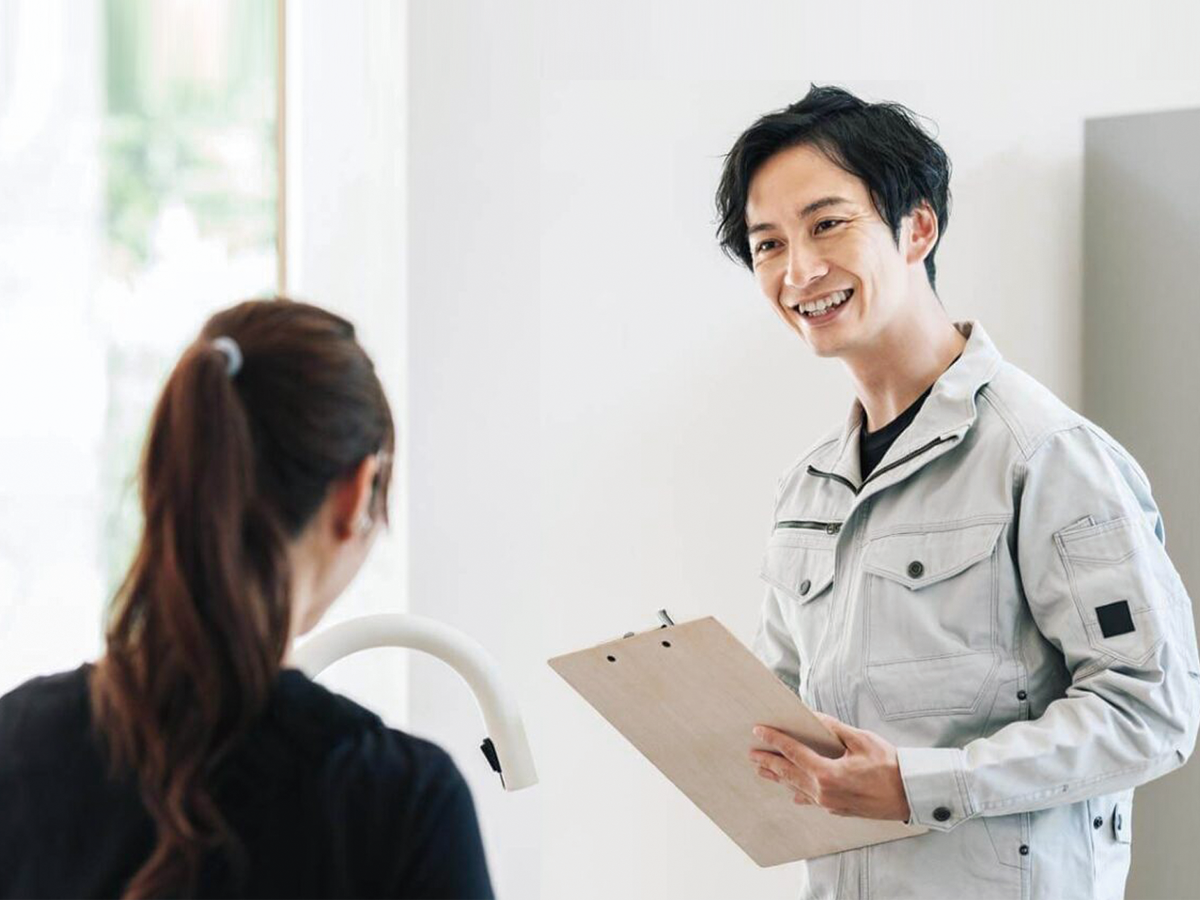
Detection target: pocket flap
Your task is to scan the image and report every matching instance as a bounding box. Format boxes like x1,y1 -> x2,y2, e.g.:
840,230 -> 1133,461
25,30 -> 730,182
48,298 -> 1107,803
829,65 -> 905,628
760,535 -> 835,604
1057,515 -> 1138,564
863,521 -> 1005,590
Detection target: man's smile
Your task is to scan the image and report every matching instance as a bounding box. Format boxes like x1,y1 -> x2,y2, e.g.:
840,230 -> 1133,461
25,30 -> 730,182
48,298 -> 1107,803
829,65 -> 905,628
790,287 -> 854,322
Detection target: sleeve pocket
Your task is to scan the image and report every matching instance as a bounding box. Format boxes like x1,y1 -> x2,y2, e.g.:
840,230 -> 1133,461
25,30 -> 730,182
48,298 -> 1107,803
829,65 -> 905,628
1055,516 -> 1178,666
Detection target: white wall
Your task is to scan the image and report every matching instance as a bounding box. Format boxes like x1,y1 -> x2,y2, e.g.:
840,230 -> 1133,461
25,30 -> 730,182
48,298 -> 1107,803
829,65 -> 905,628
286,0 -> 411,725
405,1 -> 544,893
404,3 -> 1200,897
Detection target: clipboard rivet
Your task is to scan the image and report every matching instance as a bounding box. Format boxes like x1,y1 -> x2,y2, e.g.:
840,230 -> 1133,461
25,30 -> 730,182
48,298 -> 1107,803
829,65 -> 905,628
662,641 -> 671,648
606,655 -> 616,662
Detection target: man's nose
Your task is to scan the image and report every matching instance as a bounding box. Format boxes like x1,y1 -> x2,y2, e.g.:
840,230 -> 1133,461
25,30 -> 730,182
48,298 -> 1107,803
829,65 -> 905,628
783,243 -> 828,291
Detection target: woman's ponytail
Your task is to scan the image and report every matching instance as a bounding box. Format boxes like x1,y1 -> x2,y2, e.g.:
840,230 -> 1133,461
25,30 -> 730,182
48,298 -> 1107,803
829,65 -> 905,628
90,299 -> 394,898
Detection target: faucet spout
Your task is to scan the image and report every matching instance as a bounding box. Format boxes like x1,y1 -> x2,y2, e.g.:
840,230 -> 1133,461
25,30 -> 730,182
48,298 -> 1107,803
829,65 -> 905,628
291,613 -> 538,791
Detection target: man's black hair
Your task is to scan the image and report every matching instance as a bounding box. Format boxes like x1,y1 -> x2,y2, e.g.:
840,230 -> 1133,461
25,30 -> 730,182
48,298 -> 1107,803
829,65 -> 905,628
715,84 -> 952,290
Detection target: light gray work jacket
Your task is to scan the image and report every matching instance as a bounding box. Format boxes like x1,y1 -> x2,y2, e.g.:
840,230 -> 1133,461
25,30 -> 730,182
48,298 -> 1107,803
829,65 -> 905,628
755,320 -> 1200,900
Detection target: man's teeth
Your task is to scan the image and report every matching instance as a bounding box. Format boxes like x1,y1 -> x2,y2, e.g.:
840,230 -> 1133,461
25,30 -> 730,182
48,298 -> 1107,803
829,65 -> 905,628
799,289 -> 853,315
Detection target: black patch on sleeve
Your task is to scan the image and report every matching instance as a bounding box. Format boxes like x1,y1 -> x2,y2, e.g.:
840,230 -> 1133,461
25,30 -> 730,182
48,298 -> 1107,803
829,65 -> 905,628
1096,600 -> 1135,638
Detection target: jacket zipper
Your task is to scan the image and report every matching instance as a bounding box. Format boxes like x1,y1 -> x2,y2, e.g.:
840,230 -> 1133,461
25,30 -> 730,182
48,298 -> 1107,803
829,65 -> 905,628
799,434 -> 956,730
806,434 -> 956,495
775,520 -> 842,534
804,436 -> 954,724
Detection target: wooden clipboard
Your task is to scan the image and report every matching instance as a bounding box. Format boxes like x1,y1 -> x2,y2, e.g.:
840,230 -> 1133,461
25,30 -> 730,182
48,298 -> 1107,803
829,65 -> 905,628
548,616 -> 925,867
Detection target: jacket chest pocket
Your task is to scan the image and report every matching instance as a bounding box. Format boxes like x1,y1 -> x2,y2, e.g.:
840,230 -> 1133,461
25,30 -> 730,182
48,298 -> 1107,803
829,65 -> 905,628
760,527 -> 838,673
861,520 -> 1005,719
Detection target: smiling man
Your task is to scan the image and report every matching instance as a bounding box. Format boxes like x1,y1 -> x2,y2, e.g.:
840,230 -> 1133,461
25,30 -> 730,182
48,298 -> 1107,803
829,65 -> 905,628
716,85 -> 1200,899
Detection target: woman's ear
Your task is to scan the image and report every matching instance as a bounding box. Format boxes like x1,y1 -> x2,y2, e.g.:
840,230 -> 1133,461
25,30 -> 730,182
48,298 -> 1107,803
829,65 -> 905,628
332,454 -> 380,541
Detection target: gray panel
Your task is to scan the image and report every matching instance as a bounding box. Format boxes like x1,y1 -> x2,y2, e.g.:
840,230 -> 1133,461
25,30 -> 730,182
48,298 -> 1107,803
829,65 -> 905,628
1084,107 -> 1200,900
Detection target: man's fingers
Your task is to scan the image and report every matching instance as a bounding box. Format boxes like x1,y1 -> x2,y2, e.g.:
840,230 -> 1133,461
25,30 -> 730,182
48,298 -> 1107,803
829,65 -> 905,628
810,711 -> 865,751
754,719 -> 906,820
749,749 -> 797,780
753,725 -> 833,772
749,748 -> 817,798
749,752 -> 816,805
755,760 -> 817,807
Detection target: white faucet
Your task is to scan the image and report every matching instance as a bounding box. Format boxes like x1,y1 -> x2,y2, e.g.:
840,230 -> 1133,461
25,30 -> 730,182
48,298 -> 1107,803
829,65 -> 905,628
291,613 -> 538,791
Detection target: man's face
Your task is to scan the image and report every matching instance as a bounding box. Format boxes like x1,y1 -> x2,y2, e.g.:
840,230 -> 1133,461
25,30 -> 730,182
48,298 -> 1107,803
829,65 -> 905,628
745,143 -> 927,358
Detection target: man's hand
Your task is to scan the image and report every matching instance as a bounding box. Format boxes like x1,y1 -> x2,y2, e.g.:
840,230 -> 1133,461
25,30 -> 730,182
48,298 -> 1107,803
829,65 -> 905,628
748,711 -> 912,821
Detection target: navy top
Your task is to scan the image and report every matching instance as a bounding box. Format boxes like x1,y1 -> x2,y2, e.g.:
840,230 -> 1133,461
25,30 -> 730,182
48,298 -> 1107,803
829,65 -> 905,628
859,383 -> 935,480
859,352 -> 963,480
0,664 -> 494,899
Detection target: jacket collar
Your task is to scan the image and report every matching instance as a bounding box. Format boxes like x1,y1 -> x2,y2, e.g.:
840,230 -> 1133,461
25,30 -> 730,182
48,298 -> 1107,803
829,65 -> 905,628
820,320 -> 1004,486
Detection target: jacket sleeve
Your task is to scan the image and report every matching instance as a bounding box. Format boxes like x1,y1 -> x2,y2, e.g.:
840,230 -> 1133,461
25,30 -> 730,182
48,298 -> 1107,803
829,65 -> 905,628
898,424 -> 1200,831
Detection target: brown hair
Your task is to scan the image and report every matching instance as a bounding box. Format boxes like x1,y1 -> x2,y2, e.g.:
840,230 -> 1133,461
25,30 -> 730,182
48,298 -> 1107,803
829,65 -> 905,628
89,298 -> 394,898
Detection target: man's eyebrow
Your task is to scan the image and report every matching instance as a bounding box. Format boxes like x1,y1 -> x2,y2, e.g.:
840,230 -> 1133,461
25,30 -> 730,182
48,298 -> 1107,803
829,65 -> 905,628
746,196 -> 854,237
799,195 -> 853,218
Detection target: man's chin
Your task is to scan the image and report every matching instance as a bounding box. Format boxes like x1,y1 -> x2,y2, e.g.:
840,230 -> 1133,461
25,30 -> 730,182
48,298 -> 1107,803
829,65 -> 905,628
809,343 -> 843,359
799,326 -> 846,358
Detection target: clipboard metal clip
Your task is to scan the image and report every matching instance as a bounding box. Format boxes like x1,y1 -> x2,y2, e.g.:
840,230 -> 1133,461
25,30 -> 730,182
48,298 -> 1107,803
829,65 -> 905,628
621,609 -> 675,639
620,610 -> 676,640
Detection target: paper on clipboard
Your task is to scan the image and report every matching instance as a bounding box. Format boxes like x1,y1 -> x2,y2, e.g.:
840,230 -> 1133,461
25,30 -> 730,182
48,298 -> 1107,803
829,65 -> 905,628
548,616 -> 925,867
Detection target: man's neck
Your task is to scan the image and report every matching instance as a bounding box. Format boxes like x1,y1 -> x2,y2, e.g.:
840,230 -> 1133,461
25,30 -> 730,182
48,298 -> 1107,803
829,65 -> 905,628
843,301 -> 967,433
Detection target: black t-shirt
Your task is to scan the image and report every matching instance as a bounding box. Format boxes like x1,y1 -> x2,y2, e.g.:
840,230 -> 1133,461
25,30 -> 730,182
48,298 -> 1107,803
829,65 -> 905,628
858,385 -> 934,481
858,353 -> 962,481
0,664 -> 494,899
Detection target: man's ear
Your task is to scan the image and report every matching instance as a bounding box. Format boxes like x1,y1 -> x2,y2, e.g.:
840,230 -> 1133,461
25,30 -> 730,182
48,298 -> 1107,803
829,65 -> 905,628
904,201 -> 939,267
331,454 -> 380,541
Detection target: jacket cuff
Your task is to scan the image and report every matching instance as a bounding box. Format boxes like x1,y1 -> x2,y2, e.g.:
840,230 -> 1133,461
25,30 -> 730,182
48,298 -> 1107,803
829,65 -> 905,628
896,746 -> 974,832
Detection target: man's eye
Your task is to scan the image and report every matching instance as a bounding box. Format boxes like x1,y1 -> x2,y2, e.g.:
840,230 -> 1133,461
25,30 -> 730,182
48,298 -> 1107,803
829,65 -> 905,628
754,239 -> 779,255
815,219 -> 843,234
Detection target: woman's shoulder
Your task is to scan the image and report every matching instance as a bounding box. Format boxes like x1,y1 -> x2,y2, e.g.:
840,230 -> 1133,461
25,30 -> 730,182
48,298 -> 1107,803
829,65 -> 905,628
0,663 -> 90,710
308,703 -> 490,897
267,669 -> 385,750
320,714 -> 464,799
263,670 -> 461,783
0,665 -> 92,773
286,676 -> 473,822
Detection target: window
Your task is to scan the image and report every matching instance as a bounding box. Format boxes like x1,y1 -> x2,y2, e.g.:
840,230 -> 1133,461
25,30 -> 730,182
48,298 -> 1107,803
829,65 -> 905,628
0,0 -> 280,692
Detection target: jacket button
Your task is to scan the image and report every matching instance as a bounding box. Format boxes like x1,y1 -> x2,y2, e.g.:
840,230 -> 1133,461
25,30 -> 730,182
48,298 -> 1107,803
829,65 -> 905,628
1093,816 -> 1104,829
1017,690 -> 1028,701
1019,844 -> 1030,856
907,560 -> 925,579
932,806 -> 951,822
800,579 -> 811,596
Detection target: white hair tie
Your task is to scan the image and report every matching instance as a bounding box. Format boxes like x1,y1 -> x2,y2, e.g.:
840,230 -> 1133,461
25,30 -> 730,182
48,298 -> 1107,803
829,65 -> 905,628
211,336 -> 243,377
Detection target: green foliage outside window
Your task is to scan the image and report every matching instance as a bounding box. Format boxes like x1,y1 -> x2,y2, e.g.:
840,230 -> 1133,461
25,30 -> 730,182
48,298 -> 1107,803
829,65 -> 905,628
99,0 -> 278,595
102,0 -> 277,274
